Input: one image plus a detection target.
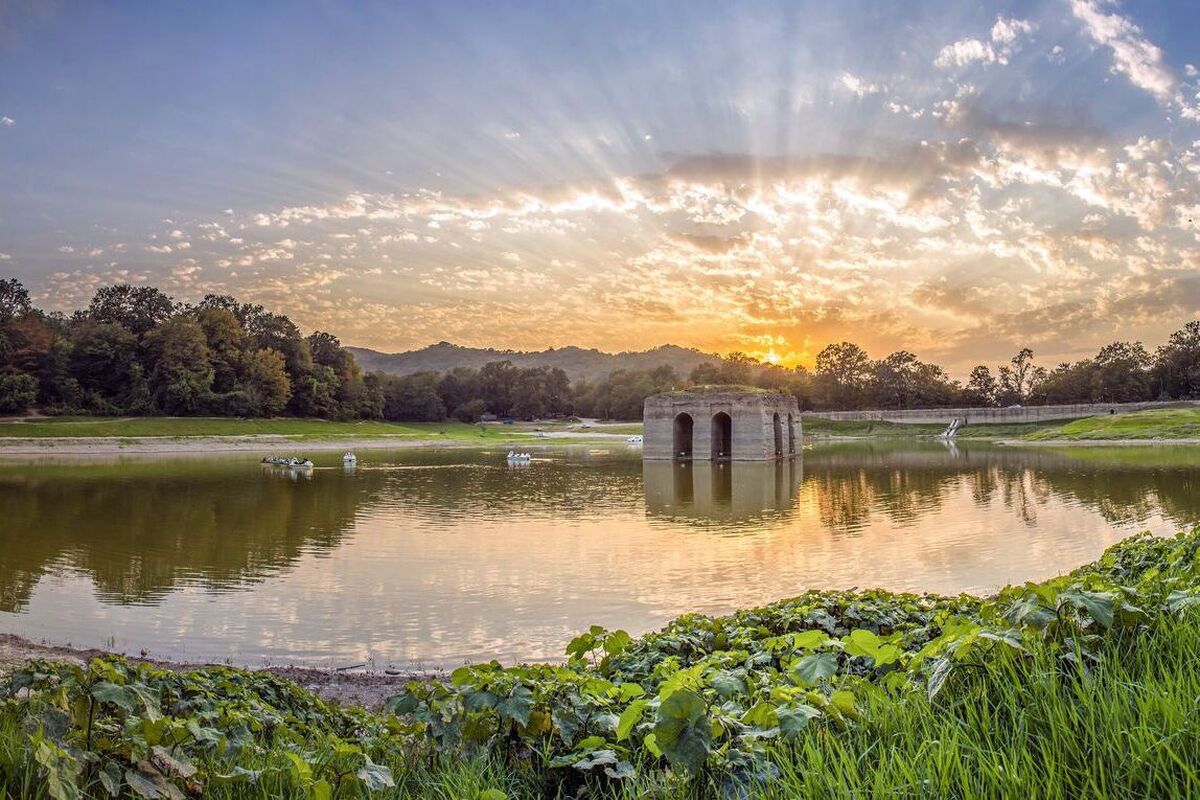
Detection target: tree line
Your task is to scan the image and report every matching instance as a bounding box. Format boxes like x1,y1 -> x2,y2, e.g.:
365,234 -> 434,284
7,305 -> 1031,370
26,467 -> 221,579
0,279 -> 379,418
4,277 -> 1200,420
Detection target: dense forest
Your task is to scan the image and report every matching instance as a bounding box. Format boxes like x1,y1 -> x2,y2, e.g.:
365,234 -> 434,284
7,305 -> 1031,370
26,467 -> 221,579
0,279 -> 379,419
3,278 -> 1200,421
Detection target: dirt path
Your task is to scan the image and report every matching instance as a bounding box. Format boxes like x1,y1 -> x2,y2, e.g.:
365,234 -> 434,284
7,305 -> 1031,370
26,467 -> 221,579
0,634 -> 442,711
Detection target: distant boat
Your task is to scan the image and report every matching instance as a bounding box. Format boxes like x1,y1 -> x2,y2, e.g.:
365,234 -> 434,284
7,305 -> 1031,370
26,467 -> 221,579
506,451 -> 532,461
627,435 -> 644,444
289,458 -> 314,469
262,455 -> 313,468
343,452 -> 357,464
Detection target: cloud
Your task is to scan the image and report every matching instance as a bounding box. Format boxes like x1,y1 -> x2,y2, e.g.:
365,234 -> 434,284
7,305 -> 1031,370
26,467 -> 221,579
935,16 -> 1035,69
1069,0 -> 1199,119
0,116 -> 13,127
840,73 -> 883,98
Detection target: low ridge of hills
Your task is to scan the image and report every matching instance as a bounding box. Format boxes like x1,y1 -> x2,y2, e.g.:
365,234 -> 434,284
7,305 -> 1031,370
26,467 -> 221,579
347,341 -> 720,382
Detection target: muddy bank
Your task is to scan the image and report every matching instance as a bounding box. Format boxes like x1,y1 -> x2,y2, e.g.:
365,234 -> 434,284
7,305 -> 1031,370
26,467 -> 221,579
0,633 -> 442,711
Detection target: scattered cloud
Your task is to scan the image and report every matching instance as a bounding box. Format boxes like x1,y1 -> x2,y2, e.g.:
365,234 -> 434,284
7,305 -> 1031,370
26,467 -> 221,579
935,16 -> 1035,69
1069,0 -> 1199,119
0,116 -> 13,127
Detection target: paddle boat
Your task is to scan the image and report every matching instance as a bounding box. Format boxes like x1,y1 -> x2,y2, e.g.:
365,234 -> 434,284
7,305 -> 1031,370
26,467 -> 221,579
343,452 -> 357,465
627,435 -> 643,444
506,451 -> 532,462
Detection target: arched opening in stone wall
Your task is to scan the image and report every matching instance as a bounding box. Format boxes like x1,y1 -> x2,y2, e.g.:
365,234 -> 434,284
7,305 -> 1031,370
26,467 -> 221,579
711,412 -> 732,460
772,412 -> 783,456
673,413 -> 694,459
787,413 -> 796,454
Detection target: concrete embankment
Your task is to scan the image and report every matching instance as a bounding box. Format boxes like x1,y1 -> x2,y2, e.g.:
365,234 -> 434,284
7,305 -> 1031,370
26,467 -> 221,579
808,400 -> 1200,425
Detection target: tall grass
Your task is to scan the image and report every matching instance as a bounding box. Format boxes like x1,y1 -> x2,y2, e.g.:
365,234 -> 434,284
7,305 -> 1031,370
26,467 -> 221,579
4,615 -> 1198,798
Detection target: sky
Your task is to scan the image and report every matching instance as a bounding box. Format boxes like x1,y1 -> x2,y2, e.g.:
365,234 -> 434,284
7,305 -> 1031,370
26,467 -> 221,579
2,0 -> 1200,373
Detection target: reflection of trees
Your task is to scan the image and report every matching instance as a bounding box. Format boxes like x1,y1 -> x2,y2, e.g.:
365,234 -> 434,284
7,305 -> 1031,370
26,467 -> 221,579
0,462 -> 382,612
800,443 -> 1200,533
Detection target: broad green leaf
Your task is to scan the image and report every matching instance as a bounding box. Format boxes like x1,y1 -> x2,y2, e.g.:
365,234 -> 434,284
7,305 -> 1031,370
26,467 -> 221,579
618,682 -> 645,701
654,689 -> 710,774
777,704 -> 821,739
792,653 -> 838,686
604,629 -> 633,656
99,761 -> 123,798
741,700 -> 778,729
496,685 -> 534,727
356,761 -> 395,790
830,690 -> 857,718
709,670 -> 746,698
463,690 -> 499,711
91,682 -> 137,713
792,630 -> 829,649
616,698 -> 648,741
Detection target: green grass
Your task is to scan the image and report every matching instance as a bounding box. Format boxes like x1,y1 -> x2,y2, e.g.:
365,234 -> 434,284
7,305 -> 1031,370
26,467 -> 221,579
1025,407 -> 1200,441
3,529 -> 1199,798
800,415 -> 1066,439
0,417 -> 549,442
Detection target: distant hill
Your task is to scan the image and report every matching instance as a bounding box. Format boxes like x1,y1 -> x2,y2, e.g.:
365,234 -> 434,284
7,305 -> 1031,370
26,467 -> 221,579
347,342 -> 721,382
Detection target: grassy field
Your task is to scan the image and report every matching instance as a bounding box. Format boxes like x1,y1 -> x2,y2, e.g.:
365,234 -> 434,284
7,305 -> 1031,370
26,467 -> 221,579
1024,407 -> 1200,441
2,529 -> 1198,798
0,417 -> 567,441
799,415 -> 1066,439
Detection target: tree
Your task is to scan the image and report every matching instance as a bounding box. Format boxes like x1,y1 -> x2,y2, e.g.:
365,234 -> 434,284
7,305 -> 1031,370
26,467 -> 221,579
86,285 -> 176,335
1153,322 -> 1200,398
0,278 -> 32,322
997,348 -> 1045,405
964,365 -> 998,407
69,322 -> 138,406
381,372 -> 447,421
0,373 -> 37,414
196,307 -> 246,394
814,342 -> 872,409
143,318 -> 214,414
1092,341 -> 1150,402
239,348 -> 292,416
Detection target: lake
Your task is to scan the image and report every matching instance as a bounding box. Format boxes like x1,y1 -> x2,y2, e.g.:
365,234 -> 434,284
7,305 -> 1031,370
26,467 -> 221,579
1,442 -> 1197,669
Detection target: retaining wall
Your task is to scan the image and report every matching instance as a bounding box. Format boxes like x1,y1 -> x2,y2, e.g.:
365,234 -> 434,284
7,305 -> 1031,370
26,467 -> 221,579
806,400 -> 1199,425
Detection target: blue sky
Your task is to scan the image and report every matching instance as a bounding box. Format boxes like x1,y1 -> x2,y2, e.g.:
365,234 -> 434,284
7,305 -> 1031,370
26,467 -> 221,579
2,0 -> 1200,370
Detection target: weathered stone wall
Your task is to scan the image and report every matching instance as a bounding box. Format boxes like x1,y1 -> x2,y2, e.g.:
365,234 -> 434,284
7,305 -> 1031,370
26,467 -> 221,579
644,390 -> 801,461
806,399 -> 1199,425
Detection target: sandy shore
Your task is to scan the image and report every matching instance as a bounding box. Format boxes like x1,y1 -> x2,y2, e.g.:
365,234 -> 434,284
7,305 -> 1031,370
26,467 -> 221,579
0,633 -> 439,710
0,431 -> 630,456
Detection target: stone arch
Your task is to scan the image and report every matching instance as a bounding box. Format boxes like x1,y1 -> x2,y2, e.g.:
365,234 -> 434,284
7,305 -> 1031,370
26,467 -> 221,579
772,412 -> 783,456
673,413 -> 694,459
787,413 -> 796,454
711,412 -> 732,460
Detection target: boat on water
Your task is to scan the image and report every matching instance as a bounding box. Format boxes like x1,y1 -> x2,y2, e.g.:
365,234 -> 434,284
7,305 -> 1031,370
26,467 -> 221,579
627,435 -> 644,444
343,452 -> 357,464
262,456 -> 313,468
506,451 -> 532,461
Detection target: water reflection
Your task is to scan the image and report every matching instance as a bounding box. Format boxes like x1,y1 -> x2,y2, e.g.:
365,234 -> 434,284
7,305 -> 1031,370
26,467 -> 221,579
0,459 -> 379,612
0,444 -> 1198,667
643,459 -> 803,525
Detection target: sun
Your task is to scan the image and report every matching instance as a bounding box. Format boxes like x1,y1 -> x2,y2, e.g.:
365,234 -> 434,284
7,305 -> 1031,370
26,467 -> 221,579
763,349 -> 781,366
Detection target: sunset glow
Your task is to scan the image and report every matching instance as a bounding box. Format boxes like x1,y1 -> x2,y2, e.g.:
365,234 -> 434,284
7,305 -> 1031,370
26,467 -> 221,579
2,1 -> 1199,372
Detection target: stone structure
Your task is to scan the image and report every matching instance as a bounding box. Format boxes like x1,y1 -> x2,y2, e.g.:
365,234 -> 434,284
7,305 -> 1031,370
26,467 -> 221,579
643,388 -> 800,461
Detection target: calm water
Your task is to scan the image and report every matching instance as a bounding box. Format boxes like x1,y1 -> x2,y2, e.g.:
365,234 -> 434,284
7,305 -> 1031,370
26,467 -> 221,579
1,442 -> 1198,668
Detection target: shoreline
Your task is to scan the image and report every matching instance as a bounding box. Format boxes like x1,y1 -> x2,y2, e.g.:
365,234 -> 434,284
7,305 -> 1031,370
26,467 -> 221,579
0,431 -> 632,456
0,433 -> 1198,455
0,633 -> 433,710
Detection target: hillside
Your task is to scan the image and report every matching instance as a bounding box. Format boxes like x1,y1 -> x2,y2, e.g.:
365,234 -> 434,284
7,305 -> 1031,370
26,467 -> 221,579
347,341 -> 720,382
